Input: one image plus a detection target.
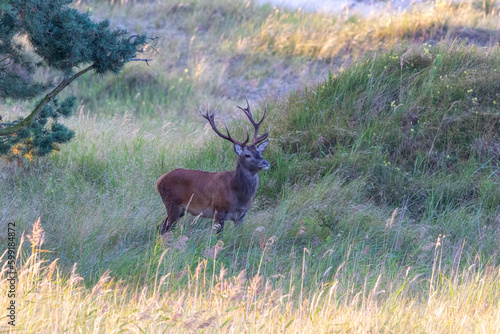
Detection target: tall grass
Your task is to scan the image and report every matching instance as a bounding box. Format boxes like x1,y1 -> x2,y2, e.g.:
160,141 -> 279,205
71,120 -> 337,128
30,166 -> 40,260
2,47 -> 498,283
2,219 -> 499,332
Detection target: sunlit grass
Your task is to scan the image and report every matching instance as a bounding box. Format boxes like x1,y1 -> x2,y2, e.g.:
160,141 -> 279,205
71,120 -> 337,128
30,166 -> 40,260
2,219 -> 499,333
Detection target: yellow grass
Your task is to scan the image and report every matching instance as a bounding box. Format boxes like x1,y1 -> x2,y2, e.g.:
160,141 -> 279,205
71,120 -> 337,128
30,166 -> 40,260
2,219 -> 499,333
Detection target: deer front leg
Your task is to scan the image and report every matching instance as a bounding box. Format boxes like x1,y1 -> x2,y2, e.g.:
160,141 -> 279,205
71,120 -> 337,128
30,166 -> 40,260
158,216 -> 169,234
234,212 -> 246,227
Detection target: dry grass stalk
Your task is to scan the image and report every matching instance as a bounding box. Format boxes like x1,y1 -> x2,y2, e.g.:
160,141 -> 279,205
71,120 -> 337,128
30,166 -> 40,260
2,244 -> 498,333
385,207 -> 398,230
27,217 -> 45,249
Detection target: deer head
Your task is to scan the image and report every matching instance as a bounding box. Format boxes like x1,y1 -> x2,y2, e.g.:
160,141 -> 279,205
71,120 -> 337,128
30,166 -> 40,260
200,96 -> 270,174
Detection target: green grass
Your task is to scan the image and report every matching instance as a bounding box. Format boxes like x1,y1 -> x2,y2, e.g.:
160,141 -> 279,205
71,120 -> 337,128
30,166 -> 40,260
3,42 -> 498,288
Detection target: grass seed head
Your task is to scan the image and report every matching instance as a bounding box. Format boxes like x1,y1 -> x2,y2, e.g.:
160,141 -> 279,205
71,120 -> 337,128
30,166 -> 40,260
27,217 -> 45,249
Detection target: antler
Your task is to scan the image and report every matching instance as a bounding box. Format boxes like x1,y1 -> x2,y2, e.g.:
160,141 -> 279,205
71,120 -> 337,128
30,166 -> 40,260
199,105 -> 249,147
236,96 -> 269,145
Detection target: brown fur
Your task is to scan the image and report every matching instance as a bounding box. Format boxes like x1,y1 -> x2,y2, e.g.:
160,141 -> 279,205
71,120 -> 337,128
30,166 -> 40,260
157,142 -> 269,234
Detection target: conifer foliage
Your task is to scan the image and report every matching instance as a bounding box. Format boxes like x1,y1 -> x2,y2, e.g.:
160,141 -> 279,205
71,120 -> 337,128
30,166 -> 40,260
0,0 -> 148,160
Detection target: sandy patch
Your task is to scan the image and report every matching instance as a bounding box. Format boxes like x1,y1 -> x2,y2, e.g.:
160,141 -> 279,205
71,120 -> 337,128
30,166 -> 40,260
253,0 -> 429,16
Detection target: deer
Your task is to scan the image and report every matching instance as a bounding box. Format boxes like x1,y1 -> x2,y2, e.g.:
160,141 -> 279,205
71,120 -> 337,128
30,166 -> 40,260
156,97 -> 270,235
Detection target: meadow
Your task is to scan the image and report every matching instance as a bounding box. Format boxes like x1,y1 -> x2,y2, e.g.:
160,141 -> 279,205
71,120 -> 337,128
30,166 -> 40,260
1,0 -> 499,332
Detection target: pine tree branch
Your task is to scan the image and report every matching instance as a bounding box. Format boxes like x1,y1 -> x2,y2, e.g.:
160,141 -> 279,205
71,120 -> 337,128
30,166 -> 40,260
0,64 -> 95,137
130,58 -> 152,66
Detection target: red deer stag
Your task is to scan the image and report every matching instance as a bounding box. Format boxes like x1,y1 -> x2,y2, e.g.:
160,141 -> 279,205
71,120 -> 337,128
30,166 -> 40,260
157,97 -> 270,234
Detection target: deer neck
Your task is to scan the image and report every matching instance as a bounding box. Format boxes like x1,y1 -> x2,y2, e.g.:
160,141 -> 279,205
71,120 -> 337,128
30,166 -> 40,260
231,162 -> 259,202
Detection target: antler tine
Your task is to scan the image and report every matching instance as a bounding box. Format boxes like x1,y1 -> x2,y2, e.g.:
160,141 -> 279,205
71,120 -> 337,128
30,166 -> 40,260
199,104 -> 249,147
253,125 -> 270,145
236,96 -> 269,145
253,104 -> 269,144
223,120 -> 249,146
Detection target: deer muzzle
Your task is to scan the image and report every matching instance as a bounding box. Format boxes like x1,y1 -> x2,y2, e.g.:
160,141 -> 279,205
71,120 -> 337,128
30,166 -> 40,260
260,159 -> 270,170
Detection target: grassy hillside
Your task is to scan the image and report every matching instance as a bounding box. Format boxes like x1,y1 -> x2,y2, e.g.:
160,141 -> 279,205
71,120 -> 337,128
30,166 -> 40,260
1,0 -> 500,332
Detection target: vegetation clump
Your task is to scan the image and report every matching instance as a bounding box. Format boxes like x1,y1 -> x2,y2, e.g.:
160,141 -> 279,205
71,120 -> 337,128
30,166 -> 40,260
266,43 -> 500,214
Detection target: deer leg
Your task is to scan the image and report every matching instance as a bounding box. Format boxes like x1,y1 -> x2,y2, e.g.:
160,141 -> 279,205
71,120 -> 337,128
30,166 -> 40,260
159,202 -> 183,234
157,215 -> 169,233
234,212 -> 246,227
214,212 -> 226,235
216,221 -> 225,234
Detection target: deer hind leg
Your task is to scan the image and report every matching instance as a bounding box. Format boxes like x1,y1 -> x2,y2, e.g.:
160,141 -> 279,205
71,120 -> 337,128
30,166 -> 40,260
214,212 -> 226,235
159,201 -> 184,234
215,221 -> 225,234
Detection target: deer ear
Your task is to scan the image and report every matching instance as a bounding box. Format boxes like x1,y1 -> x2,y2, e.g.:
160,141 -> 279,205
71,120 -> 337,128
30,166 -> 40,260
234,143 -> 243,155
256,140 -> 269,152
